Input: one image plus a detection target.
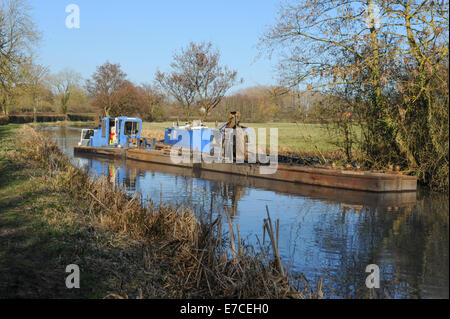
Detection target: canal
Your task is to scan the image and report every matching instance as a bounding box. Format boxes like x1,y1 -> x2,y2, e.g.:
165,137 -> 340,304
43,125 -> 449,299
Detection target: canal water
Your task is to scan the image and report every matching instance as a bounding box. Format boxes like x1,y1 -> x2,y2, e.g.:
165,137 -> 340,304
43,125 -> 449,299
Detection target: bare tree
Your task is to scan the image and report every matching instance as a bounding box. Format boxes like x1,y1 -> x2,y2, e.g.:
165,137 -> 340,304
19,61 -> 49,122
141,83 -> 166,120
49,68 -> 82,116
155,70 -> 196,120
157,41 -> 241,120
86,61 -> 127,117
0,0 -> 40,114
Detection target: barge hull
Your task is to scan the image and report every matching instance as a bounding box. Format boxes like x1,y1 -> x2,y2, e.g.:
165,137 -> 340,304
74,146 -> 417,192
126,149 -> 417,193
74,146 -> 126,158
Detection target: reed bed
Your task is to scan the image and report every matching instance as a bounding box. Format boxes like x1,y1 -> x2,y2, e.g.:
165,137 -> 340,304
14,125 -> 321,299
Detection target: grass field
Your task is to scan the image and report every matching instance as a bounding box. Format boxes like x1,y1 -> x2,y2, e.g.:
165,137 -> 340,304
142,121 -> 343,158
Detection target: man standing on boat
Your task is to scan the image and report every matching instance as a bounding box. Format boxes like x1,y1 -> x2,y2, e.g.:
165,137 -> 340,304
110,126 -> 117,146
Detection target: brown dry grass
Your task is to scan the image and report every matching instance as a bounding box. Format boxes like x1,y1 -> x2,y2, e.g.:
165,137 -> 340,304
12,125 -> 321,298
141,129 -> 165,141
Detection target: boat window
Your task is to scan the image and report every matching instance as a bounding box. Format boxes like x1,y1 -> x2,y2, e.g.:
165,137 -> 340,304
82,129 -> 94,140
101,119 -> 107,137
124,121 -> 140,136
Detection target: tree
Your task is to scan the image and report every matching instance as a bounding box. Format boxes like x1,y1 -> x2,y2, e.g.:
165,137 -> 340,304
19,61 -> 49,122
65,86 -> 92,113
260,0 -> 399,164
109,81 -> 151,119
0,0 -> 40,114
141,83 -> 166,121
86,61 -> 127,117
49,68 -> 82,116
157,41 -> 240,120
260,0 -> 449,190
381,0 -> 449,190
155,70 -> 196,120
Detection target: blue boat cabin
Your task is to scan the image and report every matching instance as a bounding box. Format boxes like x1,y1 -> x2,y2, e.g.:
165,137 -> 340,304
90,116 -> 143,148
164,123 -> 214,154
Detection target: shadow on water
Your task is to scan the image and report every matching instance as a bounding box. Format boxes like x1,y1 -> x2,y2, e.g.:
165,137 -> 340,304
41,125 -> 449,299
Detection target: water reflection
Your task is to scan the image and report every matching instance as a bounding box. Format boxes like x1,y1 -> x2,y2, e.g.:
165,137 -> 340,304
42,125 -> 449,298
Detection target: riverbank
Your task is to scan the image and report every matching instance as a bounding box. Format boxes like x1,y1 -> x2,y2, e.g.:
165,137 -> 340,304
0,113 -> 96,125
0,124 -> 314,298
28,120 -> 97,128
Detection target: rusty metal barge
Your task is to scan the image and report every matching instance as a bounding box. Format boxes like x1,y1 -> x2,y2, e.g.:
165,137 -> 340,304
74,114 -> 417,193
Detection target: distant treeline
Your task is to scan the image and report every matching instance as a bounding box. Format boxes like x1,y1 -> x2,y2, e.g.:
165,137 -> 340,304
0,113 -> 96,125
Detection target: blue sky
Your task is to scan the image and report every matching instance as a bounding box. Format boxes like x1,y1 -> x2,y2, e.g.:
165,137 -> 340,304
29,0 -> 280,92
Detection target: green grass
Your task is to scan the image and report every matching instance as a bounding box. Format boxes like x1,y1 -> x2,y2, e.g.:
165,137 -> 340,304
0,125 -> 91,297
241,122 -> 336,153
143,121 -> 338,153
